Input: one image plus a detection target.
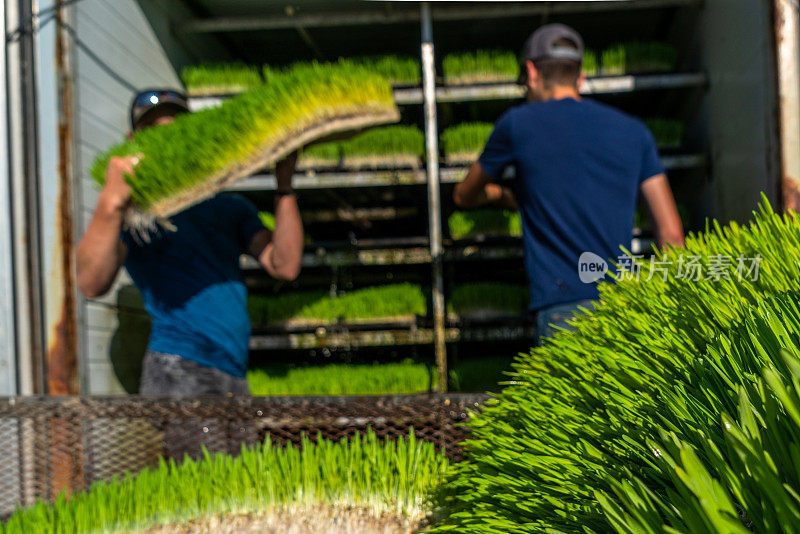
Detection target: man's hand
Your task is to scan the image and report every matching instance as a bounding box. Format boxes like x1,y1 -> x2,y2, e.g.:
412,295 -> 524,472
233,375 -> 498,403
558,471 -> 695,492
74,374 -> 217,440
275,151 -> 298,191
454,161 -> 517,210
100,154 -> 140,212
76,154 -> 141,298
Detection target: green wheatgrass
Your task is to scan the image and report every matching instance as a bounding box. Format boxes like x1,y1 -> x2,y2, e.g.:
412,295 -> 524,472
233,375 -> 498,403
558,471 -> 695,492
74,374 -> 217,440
447,282 -> 528,317
247,360 -> 436,396
180,63 -> 263,96
582,49 -> 599,77
91,61 -> 396,215
248,283 -> 428,326
297,141 -> 342,168
2,431 -> 447,534
247,356 -> 515,396
645,117 -> 684,149
600,41 -> 678,75
442,50 -> 518,85
440,123 -> 493,163
265,55 -> 419,87
432,196 -> 800,533
448,209 -> 522,240
340,125 -> 425,158
344,55 -> 421,86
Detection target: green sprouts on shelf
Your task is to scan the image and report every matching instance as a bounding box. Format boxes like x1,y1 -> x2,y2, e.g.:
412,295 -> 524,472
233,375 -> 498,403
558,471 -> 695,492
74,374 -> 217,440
645,117 -> 684,149
180,63 -> 263,96
344,55 -> 421,86
582,49 -> 599,77
601,41 -> 678,75
440,123 -> 493,162
248,283 -> 428,326
2,431 -> 447,534
298,141 -> 342,169
264,55 -> 420,87
340,125 -> 425,169
442,50 -> 518,85
340,125 -> 425,157
448,209 -> 522,240
248,356 -> 516,396
247,360 -> 436,396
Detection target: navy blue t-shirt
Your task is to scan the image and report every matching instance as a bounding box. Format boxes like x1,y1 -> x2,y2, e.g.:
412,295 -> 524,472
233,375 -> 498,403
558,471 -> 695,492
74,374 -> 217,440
479,97 -> 664,312
122,194 -> 265,377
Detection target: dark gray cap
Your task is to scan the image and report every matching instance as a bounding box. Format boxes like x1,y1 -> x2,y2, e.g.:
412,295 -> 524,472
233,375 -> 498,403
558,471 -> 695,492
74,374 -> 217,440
517,23 -> 584,84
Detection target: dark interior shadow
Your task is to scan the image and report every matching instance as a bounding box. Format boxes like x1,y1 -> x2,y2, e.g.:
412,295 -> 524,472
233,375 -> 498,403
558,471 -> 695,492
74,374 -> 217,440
109,284 -> 151,394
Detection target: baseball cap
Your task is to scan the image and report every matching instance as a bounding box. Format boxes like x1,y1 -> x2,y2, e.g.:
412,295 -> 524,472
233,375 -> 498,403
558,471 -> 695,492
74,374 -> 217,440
130,89 -> 189,130
517,23 -> 585,85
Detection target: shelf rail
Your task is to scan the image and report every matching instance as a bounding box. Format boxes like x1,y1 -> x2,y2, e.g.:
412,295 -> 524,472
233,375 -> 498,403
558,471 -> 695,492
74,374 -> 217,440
179,0 -> 703,33
189,72 -> 708,111
421,2 -> 448,393
226,154 -> 706,192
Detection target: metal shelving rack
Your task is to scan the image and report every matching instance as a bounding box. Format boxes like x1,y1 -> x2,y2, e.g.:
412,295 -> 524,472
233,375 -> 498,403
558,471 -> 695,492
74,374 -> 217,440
185,0 -> 708,392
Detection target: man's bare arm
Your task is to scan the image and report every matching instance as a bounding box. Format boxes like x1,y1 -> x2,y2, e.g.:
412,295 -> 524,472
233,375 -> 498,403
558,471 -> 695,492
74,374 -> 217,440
640,173 -> 685,249
453,161 -> 517,210
249,152 -> 303,280
76,155 -> 139,298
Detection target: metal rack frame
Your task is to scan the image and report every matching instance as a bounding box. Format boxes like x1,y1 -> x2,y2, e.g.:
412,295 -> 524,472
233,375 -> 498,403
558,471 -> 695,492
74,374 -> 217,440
188,1 -> 709,392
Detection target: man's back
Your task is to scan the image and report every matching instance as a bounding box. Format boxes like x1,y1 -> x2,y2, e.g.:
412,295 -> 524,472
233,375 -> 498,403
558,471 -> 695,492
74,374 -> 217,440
479,97 -> 664,311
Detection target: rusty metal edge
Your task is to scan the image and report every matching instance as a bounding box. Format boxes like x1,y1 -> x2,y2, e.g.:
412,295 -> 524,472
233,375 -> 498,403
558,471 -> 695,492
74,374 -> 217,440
46,0 -> 79,395
773,0 -> 800,213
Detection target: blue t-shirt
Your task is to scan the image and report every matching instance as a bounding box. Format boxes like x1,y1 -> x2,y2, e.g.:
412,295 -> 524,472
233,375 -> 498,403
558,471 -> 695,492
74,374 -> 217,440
479,97 -> 664,312
122,194 -> 265,377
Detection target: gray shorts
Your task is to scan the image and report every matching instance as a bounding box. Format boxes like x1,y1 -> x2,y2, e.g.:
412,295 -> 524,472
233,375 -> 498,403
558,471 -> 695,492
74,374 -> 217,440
139,351 -> 250,396
534,299 -> 596,346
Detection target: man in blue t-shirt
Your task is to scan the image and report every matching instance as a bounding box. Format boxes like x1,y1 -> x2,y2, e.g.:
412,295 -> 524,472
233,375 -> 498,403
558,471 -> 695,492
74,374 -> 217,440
453,24 -> 685,345
77,89 -> 304,394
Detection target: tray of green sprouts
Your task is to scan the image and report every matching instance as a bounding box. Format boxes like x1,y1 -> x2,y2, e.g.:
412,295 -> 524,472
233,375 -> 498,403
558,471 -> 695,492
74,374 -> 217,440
442,50 -> 519,85
2,431 -> 447,534
448,209 -> 522,241
443,49 -> 599,86
248,283 -> 428,329
440,122 -> 494,166
342,55 -> 421,87
92,61 -> 400,237
340,125 -> 425,170
180,63 -> 263,97
297,141 -> 341,171
600,42 -> 678,75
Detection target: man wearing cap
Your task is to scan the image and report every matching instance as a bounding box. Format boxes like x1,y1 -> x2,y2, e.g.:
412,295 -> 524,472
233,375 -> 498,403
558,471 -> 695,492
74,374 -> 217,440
453,24 -> 685,344
77,89 -> 304,394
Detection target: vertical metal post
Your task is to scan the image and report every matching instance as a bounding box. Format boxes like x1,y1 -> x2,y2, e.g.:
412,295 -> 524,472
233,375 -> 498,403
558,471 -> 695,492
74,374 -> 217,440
420,2 -> 447,392
0,0 -> 18,395
774,0 -> 800,212
6,0 -> 46,394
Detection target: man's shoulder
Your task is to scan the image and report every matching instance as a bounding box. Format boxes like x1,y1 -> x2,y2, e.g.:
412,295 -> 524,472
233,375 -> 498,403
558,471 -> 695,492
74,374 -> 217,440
581,99 -> 647,132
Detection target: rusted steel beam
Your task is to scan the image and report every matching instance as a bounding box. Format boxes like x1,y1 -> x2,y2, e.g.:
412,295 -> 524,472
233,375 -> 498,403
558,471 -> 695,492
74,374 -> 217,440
48,1 -> 79,395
